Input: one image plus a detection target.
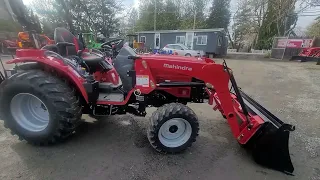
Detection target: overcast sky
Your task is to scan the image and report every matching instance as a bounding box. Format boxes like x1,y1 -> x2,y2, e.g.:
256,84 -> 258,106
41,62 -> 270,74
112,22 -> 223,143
23,0 -> 318,31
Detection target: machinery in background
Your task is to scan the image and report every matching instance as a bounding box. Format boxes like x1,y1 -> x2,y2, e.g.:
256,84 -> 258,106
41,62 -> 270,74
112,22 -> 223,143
17,32 -> 55,49
290,37 -> 320,64
82,32 -> 103,50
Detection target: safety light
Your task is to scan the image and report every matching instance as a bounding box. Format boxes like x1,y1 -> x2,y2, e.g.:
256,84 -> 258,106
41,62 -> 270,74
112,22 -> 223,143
18,32 -> 29,41
17,41 -> 23,48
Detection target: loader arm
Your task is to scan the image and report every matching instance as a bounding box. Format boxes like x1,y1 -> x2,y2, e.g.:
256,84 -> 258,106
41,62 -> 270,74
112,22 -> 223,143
136,57 -> 295,174
137,58 -> 260,143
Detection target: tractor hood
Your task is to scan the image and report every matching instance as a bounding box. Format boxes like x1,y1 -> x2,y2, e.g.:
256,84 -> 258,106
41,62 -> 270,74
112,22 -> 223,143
140,54 -> 205,62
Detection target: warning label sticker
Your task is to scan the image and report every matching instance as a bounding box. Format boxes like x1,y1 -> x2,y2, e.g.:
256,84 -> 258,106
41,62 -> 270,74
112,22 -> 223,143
136,75 -> 149,87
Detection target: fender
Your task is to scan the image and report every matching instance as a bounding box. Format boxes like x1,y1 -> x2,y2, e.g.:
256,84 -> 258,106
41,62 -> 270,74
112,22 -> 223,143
6,56 -> 89,102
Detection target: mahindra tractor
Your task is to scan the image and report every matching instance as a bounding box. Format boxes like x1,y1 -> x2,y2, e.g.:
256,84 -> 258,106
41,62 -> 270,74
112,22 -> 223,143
0,28 -> 295,175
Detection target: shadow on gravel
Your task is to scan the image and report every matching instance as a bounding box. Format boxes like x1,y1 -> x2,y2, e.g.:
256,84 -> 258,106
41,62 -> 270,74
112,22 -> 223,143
8,115 -> 262,180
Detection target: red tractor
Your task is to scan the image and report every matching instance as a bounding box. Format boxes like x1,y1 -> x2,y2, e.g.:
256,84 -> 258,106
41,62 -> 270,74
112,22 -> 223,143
0,38 -> 18,54
16,32 -> 55,49
0,28 -> 295,174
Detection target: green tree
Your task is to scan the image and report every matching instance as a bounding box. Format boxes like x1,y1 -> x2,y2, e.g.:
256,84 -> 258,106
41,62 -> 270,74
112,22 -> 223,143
8,0 -> 41,32
307,19 -> 320,37
136,0 -> 161,31
28,10 -> 42,32
206,0 -> 231,29
255,0 -> 298,49
180,0 -> 208,29
160,0 -> 180,30
87,0 -> 121,37
232,0 -> 253,50
31,0 -> 122,37
127,8 -> 139,32
31,0 -> 68,34
136,0 -> 207,31
0,20 -> 21,32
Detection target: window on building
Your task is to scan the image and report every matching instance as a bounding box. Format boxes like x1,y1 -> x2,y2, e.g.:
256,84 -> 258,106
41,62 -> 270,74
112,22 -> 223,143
176,36 -> 185,44
218,36 -> 222,46
140,36 -> 146,43
196,35 -> 207,45
155,37 -> 160,47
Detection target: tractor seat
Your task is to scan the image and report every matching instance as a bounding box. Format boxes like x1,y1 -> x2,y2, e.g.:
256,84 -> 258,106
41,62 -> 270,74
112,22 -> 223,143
81,52 -> 104,66
81,52 -> 113,73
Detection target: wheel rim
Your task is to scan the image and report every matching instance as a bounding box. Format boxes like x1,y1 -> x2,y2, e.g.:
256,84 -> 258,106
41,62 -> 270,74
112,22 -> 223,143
158,118 -> 192,148
10,93 -> 50,132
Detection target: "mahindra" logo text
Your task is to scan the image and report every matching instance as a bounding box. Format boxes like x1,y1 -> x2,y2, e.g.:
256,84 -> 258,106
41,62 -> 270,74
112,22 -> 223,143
163,64 -> 192,71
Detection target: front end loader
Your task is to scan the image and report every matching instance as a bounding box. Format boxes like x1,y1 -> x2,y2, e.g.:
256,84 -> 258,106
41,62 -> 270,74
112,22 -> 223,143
0,28 -> 295,175
210,61 -> 295,173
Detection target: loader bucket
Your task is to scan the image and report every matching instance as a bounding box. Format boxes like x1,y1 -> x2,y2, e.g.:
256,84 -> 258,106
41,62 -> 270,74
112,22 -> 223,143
240,90 -> 295,174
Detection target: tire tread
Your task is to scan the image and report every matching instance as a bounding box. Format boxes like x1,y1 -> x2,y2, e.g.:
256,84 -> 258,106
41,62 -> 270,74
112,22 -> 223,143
0,70 -> 82,145
147,103 -> 199,153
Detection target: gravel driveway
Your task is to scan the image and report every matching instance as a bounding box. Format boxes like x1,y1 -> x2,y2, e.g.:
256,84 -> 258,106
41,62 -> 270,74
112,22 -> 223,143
0,57 -> 319,180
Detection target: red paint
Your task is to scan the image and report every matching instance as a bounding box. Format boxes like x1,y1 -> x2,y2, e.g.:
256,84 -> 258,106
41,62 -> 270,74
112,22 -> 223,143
73,37 -> 79,51
297,47 -> 320,58
7,50 -> 88,102
133,55 -> 265,143
8,48 -> 267,145
93,69 -> 120,85
277,38 -> 314,48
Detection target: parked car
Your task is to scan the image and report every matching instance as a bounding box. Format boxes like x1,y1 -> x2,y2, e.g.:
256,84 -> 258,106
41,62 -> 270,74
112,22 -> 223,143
162,44 -> 205,57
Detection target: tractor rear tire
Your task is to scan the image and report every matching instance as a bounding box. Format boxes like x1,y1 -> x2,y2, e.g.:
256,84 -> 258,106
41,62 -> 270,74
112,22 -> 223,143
0,70 -> 82,145
147,103 -> 199,153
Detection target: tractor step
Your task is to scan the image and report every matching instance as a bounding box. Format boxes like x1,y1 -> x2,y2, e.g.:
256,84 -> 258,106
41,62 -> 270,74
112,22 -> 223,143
98,93 -> 124,102
99,82 -> 120,89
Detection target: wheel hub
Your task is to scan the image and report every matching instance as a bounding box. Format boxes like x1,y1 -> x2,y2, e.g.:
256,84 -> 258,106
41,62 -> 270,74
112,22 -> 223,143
158,118 -> 192,148
10,93 -> 50,132
169,125 -> 178,133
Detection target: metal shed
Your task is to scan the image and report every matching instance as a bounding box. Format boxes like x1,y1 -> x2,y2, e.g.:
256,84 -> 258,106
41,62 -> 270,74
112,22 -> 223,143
136,29 -> 228,57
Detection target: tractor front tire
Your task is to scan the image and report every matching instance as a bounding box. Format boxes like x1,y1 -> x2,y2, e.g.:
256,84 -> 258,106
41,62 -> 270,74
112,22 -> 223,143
0,70 -> 82,145
147,103 -> 199,153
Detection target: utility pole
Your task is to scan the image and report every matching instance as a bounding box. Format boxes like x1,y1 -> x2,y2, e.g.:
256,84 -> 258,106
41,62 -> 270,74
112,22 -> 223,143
193,9 -> 196,30
154,0 -> 157,31
283,16 -> 288,36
